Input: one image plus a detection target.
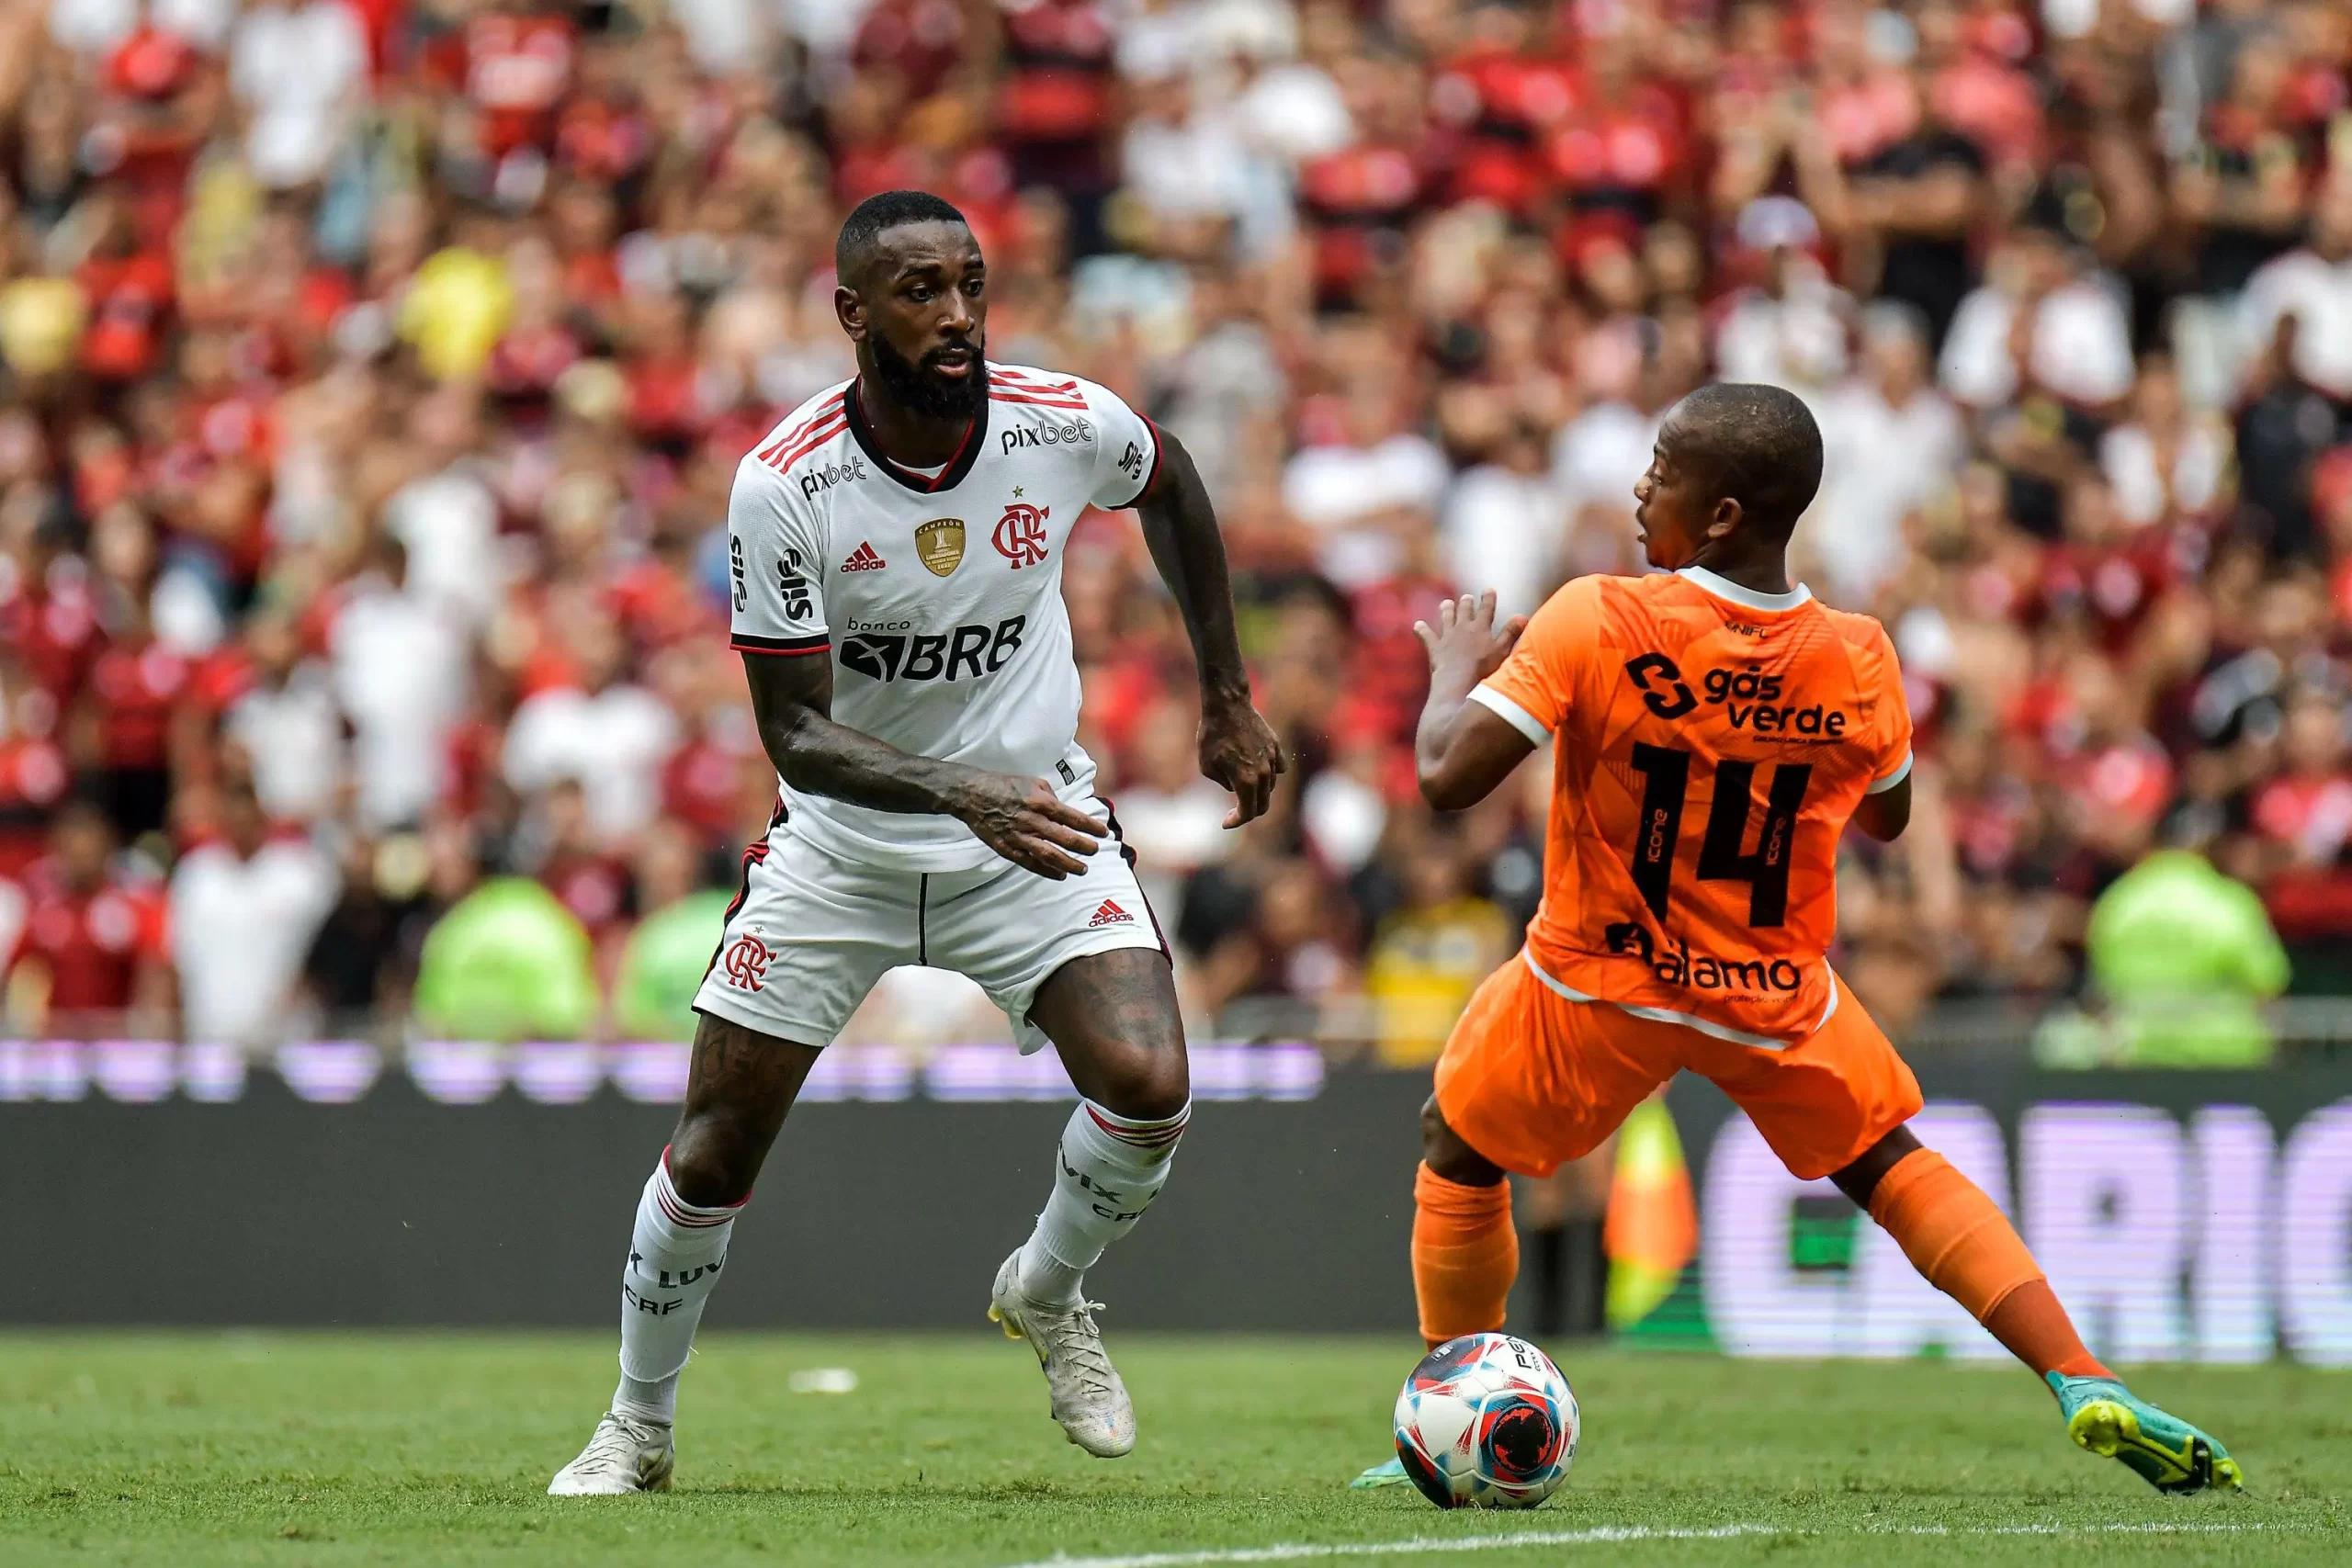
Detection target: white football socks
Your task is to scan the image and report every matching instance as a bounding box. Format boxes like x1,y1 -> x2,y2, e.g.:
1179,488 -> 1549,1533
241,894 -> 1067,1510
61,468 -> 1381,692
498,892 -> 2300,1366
612,1154 -> 743,1426
1018,1099 -> 1190,1307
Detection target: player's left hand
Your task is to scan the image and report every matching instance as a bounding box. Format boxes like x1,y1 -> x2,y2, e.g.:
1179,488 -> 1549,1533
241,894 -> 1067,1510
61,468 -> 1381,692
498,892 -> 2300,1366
1198,694 -> 1285,829
1416,591 -> 1528,687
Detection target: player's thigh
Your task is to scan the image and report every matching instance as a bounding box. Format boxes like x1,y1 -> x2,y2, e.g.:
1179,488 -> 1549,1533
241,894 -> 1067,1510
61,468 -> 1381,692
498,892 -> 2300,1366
1029,947 -> 1187,1117
1692,973 -> 1925,1181
926,819 -> 1182,1113
692,825 -> 910,1053
1432,958 -> 1677,1179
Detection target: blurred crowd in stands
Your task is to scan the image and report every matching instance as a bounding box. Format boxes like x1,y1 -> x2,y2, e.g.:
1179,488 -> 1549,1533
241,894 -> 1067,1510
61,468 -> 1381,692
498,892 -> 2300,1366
3,0 -> 2351,1058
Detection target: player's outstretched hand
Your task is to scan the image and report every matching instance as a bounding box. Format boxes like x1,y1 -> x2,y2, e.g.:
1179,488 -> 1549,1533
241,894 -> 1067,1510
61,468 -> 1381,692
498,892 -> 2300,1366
1415,591 -> 1528,687
1199,694 -> 1285,829
956,773 -> 1106,879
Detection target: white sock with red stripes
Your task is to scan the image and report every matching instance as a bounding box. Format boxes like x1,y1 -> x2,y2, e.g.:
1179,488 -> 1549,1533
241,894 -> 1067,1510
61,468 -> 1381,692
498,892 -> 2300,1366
612,1152 -> 745,1425
1017,1099 -> 1190,1308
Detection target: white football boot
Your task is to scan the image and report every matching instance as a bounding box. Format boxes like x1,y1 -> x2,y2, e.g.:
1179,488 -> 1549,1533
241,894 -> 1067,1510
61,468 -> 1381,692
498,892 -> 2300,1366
548,1412 -> 676,1495
989,1249 -> 1137,1457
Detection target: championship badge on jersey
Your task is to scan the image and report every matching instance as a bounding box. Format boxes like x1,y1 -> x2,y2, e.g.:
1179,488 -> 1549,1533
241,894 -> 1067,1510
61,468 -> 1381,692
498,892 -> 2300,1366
914,517 -> 966,577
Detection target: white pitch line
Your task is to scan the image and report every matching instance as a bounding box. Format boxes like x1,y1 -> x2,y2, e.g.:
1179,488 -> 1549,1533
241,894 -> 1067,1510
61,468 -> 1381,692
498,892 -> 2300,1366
998,1519 -> 2278,1568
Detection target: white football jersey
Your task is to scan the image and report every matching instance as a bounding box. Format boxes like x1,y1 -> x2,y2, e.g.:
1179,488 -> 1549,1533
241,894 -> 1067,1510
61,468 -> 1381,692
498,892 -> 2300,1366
726,362 -> 1161,870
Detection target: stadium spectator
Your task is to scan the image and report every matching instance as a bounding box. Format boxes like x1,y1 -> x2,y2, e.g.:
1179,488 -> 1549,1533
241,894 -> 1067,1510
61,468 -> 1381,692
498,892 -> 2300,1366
2,795 -> 171,1034
168,777 -> 335,1043
2,0 -> 2350,1055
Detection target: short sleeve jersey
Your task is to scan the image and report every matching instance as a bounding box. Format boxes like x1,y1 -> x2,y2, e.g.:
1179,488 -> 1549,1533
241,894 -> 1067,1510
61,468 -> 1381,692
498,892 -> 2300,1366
725,363 -> 1160,871
1471,568 -> 1913,1046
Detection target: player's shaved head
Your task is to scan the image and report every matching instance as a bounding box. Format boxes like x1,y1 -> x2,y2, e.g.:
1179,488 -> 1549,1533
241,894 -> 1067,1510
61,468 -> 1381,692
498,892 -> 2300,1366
1658,383 -> 1824,540
835,189 -> 972,288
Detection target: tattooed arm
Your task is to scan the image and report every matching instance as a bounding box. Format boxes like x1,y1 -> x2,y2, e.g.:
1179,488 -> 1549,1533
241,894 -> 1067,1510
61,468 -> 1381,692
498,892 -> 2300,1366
741,650 -> 1104,878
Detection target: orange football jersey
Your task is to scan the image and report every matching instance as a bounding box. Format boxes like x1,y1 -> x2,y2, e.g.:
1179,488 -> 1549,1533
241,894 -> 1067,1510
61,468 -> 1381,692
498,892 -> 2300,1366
1471,568 -> 1913,1046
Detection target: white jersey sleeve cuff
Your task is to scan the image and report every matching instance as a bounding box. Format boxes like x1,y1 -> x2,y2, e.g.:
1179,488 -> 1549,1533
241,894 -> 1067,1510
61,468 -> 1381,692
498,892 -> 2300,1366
1867,751 -> 1914,794
1468,685 -> 1550,745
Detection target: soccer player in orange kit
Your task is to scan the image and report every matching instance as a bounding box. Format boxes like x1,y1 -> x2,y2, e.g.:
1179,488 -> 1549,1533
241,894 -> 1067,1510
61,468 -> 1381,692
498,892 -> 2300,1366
1354,384 -> 2241,1495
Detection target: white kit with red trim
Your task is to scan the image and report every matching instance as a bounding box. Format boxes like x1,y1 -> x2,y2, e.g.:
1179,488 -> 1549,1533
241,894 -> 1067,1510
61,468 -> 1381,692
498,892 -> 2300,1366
724,362 -> 1161,872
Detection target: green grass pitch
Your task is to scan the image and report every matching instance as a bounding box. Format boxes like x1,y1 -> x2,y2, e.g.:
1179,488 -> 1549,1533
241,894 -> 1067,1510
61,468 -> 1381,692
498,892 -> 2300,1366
0,1334 -> 2343,1567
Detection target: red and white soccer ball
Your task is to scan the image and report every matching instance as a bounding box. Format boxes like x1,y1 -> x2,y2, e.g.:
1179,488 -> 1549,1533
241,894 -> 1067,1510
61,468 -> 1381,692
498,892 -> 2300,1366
1392,1332 -> 1578,1509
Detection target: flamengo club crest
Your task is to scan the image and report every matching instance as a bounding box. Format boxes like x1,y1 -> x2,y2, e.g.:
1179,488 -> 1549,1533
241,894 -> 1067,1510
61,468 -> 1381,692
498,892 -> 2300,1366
993,496 -> 1050,569
914,517 -> 966,577
722,932 -> 772,992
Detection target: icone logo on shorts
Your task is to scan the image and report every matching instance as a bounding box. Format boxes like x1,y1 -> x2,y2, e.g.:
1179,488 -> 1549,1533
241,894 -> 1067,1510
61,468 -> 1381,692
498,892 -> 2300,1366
838,615 -> 1025,682
722,933 -> 772,992
1604,922 -> 1801,993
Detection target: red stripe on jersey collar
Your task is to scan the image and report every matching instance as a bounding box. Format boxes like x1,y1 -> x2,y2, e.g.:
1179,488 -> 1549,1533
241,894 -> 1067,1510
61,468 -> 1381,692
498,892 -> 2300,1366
842,378 -> 989,495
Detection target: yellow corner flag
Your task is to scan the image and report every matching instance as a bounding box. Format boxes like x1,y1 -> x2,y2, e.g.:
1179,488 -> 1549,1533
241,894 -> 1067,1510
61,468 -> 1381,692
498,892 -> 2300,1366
1604,1096 -> 1699,1331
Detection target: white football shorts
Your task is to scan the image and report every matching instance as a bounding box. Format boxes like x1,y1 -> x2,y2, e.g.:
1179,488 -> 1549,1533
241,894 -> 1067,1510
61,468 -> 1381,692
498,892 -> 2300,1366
691,795 -> 1167,1053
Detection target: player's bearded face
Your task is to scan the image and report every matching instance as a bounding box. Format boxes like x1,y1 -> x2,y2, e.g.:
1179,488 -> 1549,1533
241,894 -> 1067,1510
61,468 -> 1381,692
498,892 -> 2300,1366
870,324 -> 988,422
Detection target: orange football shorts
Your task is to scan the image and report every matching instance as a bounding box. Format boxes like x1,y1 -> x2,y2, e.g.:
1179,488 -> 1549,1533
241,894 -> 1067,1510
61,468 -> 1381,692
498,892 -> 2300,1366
1432,952 -> 1924,1182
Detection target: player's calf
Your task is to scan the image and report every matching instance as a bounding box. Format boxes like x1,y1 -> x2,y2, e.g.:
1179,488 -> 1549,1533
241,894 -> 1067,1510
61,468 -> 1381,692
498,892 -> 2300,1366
548,1156 -> 739,1497
614,1152 -> 747,1426
1412,1097 -> 1517,1349
554,1013 -> 818,1495
990,949 -> 1190,1455
1839,1127 -> 2245,1493
1018,946 -> 1192,1305
989,1094 -> 1186,1459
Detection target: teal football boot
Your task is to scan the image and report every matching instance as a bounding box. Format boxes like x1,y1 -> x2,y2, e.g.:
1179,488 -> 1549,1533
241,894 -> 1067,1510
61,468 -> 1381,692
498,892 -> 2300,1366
2049,1372 -> 2245,1494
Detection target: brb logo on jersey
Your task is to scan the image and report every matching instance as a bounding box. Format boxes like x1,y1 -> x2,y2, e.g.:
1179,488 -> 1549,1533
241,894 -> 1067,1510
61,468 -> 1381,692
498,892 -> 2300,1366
839,615 -> 1026,683
722,933 -> 772,992
993,502 -> 1050,568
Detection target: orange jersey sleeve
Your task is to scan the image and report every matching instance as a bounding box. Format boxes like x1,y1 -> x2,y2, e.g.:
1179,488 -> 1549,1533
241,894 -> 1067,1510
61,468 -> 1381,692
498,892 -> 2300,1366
1860,617 -> 1915,795
1507,572 -> 1912,1047
1469,575 -> 1609,743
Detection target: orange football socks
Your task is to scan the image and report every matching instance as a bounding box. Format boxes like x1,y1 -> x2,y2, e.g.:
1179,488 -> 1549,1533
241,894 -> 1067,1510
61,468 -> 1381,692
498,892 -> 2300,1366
1867,1147 -> 2112,1381
1413,1163 -> 1518,1348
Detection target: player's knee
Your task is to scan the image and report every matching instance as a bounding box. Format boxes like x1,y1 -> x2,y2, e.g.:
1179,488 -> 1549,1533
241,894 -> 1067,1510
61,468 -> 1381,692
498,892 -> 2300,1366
665,1112 -> 763,1208
1420,1095 -> 1505,1186
1088,1039 -> 1190,1122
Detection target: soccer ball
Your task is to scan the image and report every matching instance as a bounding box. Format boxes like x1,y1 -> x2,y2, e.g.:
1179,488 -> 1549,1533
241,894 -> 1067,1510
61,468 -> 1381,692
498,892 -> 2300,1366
1391,1332 -> 1577,1509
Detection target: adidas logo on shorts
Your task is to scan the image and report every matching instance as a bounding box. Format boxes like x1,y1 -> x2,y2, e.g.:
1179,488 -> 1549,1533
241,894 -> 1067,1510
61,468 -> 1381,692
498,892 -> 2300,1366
840,542 -> 886,572
1088,899 -> 1135,927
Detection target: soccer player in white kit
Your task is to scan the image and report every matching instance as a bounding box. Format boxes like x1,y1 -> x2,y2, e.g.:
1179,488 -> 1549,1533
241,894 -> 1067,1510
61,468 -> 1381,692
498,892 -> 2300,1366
549,190 -> 1284,1493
